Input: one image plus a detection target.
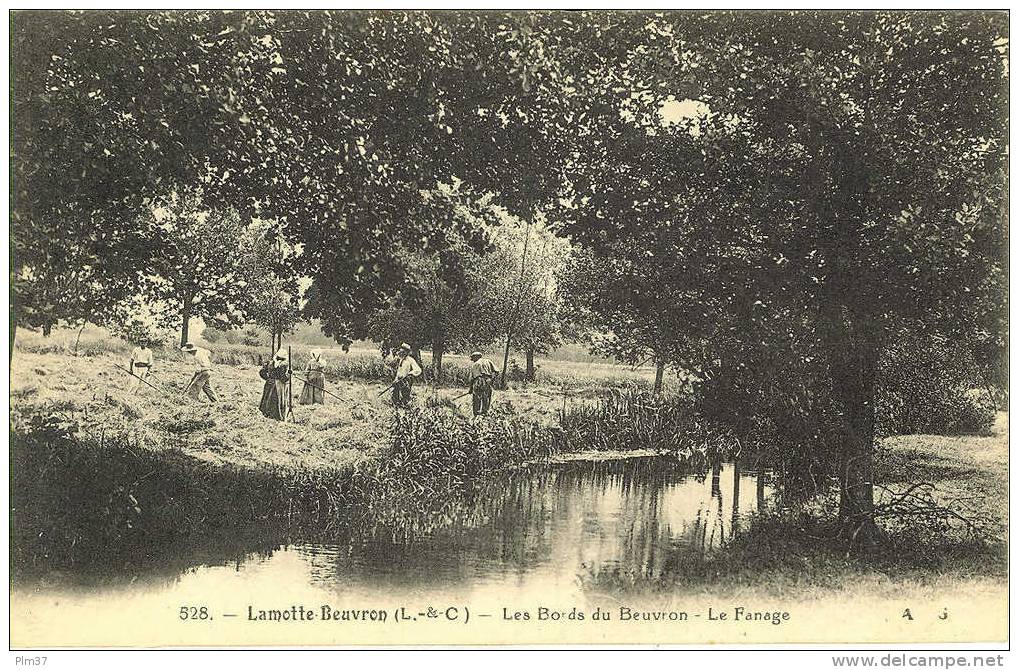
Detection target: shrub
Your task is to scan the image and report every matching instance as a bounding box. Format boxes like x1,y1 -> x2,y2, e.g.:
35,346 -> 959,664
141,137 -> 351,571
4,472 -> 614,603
241,326 -> 263,347
201,327 -> 224,343
877,337 -> 995,437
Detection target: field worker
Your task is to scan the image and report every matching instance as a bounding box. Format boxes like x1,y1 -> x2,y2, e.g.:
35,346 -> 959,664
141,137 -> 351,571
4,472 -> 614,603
468,351 -> 499,416
180,342 -> 218,402
299,350 -> 326,405
392,342 -> 422,407
259,349 -> 291,420
128,341 -> 155,393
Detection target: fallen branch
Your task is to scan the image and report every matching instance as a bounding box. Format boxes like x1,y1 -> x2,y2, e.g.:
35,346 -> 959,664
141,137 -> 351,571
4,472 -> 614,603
872,482 -> 996,540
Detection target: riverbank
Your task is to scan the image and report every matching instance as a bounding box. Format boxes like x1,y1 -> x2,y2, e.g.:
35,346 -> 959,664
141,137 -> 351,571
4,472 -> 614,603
11,347 -> 680,576
580,413 -> 1009,600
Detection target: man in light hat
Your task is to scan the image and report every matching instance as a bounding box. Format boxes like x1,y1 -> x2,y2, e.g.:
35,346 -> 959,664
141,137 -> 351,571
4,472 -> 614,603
392,342 -> 422,407
180,342 -> 218,402
468,351 -> 499,416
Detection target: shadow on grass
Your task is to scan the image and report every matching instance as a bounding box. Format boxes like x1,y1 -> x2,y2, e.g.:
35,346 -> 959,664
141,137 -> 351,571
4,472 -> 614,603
875,448 -> 980,485
578,509 -> 1006,595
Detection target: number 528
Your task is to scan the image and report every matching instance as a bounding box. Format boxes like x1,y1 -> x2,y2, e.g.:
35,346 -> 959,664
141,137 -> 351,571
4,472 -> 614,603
179,606 -> 210,620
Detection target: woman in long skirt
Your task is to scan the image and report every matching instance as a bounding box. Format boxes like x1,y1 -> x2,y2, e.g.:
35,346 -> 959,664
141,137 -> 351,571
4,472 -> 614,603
299,350 -> 327,405
258,349 -> 290,420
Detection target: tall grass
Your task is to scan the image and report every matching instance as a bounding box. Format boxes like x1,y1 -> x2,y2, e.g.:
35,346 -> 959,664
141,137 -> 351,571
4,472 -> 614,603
201,342 -> 470,386
15,326 -> 667,391
358,409 -> 560,539
208,343 -> 655,390
15,327 -> 132,358
10,403 -> 562,573
556,388 -> 736,458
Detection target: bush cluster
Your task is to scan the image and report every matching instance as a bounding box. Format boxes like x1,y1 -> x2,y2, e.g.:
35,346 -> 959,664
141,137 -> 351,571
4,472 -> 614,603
877,338 -> 996,437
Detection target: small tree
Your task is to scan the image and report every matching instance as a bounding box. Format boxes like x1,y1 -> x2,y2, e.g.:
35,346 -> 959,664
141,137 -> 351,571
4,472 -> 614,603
562,246 -> 705,393
482,213 -> 571,382
142,189 -> 259,346
367,242 -> 490,380
250,276 -> 302,355
12,209 -> 151,355
247,223 -> 303,354
358,187 -> 499,380
15,261 -> 113,339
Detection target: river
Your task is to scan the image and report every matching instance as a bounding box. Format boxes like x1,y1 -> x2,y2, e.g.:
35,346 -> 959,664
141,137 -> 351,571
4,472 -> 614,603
12,456 -> 772,645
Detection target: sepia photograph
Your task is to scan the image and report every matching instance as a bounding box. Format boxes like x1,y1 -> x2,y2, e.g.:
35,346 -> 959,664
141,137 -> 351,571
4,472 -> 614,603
7,7 -> 1010,653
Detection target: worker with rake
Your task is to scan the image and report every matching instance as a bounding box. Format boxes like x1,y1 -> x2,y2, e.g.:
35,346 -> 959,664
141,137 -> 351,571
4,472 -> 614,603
180,342 -> 218,402
259,348 -> 291,420
392,342 -> 422,407
128,339 -> 155,394
299,350 -> 327,405
468,351 -> 498,416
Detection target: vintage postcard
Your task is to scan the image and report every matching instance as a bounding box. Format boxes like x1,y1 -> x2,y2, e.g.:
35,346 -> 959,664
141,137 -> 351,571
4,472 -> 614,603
8,8 -> 1009,651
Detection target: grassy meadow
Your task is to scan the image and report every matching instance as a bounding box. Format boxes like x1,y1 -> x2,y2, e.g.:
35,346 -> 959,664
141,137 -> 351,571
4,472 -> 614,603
8,325 -> 1008,604
12,327 -> 658,472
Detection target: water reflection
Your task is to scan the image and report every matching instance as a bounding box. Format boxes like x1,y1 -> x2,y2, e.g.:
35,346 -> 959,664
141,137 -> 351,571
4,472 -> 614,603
299,457 -> 770,593
17,457 -> 772,600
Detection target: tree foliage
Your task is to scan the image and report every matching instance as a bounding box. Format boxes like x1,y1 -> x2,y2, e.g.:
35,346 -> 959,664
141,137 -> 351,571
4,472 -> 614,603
553,11 -> 1008,530
12,213 -> 146,337
483,213 -> 572,381
360,188 -> 497,377
141,189 -> 259,346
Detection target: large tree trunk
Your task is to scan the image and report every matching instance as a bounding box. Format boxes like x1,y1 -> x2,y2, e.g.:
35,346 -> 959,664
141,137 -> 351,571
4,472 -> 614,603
41,323 -> 52,337
179,299 -> 192,348
653,356 -> 666,393
432,339 -> 445,383
827,319 -> 881,544
525,345 -> 535,382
